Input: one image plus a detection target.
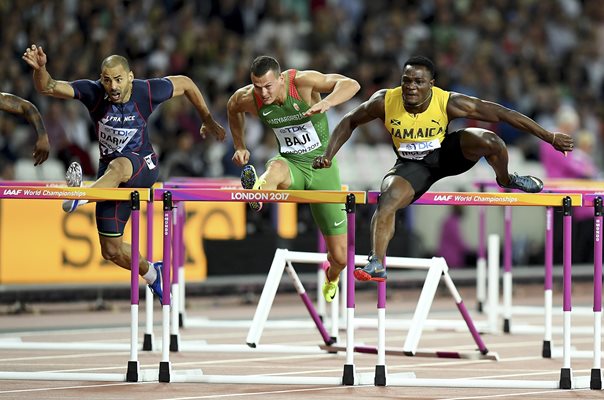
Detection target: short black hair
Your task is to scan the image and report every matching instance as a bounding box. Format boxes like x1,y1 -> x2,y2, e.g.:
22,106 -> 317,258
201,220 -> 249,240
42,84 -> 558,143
101,55 -> 130,72
250,56 -> 281,77
403,56 -> 435,79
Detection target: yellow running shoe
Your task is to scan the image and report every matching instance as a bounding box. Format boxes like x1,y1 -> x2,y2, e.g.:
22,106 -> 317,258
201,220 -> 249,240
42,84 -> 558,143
322,276 -> 339,303
241,165 -> 266,211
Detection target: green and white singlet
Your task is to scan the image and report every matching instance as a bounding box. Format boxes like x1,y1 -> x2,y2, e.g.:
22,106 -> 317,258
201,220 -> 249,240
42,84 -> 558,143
254,69 -> 346,235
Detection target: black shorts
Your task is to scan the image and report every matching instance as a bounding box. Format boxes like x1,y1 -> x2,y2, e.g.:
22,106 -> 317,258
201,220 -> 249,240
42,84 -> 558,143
384,130 -> 477,203
96,153 -> 159,237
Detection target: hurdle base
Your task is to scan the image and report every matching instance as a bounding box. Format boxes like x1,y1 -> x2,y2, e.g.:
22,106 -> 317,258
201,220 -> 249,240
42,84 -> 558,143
159,361 -> 171,383
343,364 -> 355,386
503,319 -> 510,334
126,361 -> 139,382
559,368 -> 572,389
179,312 -> 185,328
320,344 -> 499,361
542,340 -> 551,358
170,334 -> 179,352
375,365 -> 386,386
143,333 -> 153,351
590,369 -> 602,390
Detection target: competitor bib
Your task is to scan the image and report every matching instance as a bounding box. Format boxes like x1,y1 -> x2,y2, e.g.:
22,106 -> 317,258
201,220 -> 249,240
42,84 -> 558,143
98,122 -> 137,155
274,121 -> 321,155
397,139 -> 441,160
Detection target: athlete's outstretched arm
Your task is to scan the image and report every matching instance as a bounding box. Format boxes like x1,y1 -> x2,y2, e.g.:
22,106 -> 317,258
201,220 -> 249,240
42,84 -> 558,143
447,92 -> 573,153
167,75 -> 226,141
313,90 -> 386,169
227,87 -> 255,166
22,44 -> 75,99
0,92 -> 50,166
295,70 -> 360,116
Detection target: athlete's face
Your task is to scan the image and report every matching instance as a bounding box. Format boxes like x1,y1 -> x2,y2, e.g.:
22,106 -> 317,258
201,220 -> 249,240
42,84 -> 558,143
401,65 -> 433,108
251,70 -> 284,105
100,64 -> 134,103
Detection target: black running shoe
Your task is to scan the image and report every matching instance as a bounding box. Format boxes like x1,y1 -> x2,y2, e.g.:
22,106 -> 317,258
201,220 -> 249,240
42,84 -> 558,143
497,173 -> 543,193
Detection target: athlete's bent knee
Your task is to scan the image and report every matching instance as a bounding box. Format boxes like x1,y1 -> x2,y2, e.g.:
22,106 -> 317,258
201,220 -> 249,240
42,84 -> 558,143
106,158 -> 133,182
328,247 -> 347,268
100,239 -> 122,262
474,131 -> 506,155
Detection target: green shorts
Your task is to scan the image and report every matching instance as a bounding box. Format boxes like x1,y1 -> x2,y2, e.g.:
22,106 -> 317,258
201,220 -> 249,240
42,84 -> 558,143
268,156 -> 347,235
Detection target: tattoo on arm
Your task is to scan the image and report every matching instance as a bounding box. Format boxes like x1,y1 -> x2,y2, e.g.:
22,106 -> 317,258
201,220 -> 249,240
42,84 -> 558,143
44,79 -> 57,93
0,94 -> 25,114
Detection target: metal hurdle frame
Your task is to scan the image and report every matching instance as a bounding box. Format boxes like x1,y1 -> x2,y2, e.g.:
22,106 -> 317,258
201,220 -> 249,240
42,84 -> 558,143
0,186 -> 162,382
364,191 -> 598,389
152,187 -> 394,385
475,182 -> 601,359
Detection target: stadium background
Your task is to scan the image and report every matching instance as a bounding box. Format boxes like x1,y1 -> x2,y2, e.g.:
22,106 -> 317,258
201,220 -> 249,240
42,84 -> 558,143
0,0 -> 602,288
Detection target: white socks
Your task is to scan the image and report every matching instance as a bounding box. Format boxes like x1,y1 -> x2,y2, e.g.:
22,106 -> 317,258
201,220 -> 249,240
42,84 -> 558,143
142,261 -> 157,284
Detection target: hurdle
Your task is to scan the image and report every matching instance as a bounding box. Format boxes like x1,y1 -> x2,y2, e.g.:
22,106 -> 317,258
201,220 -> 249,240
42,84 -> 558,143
0,186 -> 169,382
152,187 -> 395,384
160,179 -> 333,348
246,250 -> 496,360
475,180 -> 601,358
360,190 -> 596,389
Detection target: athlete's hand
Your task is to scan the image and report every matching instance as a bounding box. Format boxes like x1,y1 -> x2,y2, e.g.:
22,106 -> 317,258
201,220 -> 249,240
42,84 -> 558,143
550,132 -> 574,154
232,149 -> 250,167
22,44 -> 48,70
33,135 -> 50,166
312,155 -> 332,169
304,99 -> 331,117
200,118 -> 226,141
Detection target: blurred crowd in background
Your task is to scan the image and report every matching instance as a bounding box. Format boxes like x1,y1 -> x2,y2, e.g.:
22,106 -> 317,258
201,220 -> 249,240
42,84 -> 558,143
1,0 -> 603,185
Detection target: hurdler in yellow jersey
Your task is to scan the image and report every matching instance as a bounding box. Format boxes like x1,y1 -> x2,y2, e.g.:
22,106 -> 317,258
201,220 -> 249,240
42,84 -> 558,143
315,56 -> 572,282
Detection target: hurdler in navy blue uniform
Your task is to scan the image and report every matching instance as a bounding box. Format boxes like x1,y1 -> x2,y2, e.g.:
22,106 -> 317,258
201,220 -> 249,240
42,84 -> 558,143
23,44 -> 226,303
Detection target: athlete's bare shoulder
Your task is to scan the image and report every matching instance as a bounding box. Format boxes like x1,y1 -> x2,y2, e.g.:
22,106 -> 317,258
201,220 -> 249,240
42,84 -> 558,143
228,84 -> 257,114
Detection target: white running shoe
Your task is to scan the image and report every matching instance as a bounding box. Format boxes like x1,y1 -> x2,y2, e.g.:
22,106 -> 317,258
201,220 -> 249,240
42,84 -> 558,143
62,162 -> 83,213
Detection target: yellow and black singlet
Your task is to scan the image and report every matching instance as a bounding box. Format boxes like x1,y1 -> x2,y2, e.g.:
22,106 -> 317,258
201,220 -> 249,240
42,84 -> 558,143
384,86 -> 450,160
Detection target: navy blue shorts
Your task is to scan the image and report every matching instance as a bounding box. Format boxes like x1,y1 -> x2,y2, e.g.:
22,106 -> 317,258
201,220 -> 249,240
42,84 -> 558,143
384,130 -> 477,203
96,153 -> 159,237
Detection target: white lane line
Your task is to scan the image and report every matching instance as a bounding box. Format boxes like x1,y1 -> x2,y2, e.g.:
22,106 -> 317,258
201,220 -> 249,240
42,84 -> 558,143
439,388 -> 591,400
0,382 -> 144,395
0,352 -> 125,362
156,385 -> 355,400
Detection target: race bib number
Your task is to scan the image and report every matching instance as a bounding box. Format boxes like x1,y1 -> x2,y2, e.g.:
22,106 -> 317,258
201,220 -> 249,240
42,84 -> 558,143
397,139 -> 441,160
274,121 -> 321,155
98,122 -> 137,155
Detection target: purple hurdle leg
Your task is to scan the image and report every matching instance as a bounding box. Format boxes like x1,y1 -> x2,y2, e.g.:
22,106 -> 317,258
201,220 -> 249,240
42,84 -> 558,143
543,206 -> 554,358
343,194 -> 356,386
503,206 -> 513,333
559,197 -> 573,389
170,202 -> 180,352
159,191 -> 173,383
375,261 -> 387,386
143,198 -> 154,351
476,206 -> 487,312
591,197 -> 603,390
127,191 -> 141,382
178,202 -> 186,328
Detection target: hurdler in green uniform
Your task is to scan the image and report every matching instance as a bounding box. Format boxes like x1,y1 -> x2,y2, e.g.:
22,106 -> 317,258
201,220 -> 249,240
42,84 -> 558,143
227,55 -> 360,302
